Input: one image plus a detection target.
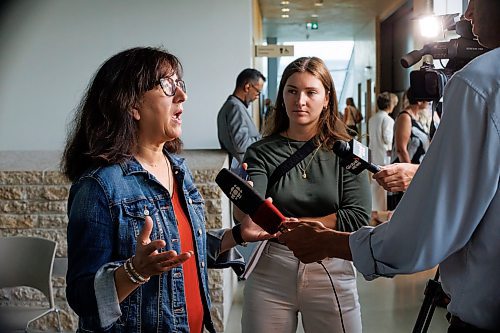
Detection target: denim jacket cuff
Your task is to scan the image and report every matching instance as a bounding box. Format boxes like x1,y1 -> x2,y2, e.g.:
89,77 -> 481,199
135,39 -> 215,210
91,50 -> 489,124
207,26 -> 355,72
206,229 -> 246,276
94,262 -> 122,328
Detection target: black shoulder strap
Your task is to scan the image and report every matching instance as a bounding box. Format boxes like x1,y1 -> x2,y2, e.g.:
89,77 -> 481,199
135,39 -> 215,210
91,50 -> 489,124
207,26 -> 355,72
267,139 -> 316,191
398,110 -> 411,118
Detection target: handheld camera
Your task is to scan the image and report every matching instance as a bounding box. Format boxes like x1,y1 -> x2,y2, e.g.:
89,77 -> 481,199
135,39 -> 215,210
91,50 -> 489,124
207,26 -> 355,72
401,16 -> 489,101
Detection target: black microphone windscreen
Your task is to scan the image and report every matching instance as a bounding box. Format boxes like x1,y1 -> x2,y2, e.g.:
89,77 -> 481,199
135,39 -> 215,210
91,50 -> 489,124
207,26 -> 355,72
215,168 -> 264,216
215,168 -> 286,234
332,139 -> 381,174
332,140 -> 350,158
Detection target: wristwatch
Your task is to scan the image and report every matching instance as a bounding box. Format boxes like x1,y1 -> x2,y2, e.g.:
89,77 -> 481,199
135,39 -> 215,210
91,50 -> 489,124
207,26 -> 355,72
231,224 -> 248,247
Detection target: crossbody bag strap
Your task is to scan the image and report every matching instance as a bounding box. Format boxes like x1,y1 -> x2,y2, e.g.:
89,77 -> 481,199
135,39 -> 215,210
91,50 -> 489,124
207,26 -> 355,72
267,138 -> 316,191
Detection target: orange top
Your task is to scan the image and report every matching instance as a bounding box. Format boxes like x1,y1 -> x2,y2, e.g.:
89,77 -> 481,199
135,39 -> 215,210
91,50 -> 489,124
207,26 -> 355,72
171,181 -> 204,333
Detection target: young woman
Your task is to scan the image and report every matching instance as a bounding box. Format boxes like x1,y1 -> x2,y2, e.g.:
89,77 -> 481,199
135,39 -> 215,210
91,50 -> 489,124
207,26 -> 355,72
241,57 -> 371,333
62,47 -> 271,333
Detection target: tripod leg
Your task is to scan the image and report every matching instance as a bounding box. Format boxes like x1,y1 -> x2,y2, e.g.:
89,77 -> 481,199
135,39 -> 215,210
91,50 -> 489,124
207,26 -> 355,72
412,269 -> 441,333
422,303 -> 438,333
412,295 -> 434,333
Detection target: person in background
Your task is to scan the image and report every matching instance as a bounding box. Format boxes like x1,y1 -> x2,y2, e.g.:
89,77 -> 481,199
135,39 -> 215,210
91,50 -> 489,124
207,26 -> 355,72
368,92 -> 397,211
391,88 -> 429,165
241,57 -> 371,333
262,97 -> 273,124
217,68 -> 266,264
387,87 -> 430,210
280,1 -> 500,330
343,97 -> 362,138
390,93 -> 399,113
62,47 -> 272,333
417,102 -> 433,136
217,68 -> 265,171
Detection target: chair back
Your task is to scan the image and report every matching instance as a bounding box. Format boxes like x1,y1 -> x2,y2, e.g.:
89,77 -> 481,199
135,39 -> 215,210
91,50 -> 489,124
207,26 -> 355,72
0,236 -> 57,308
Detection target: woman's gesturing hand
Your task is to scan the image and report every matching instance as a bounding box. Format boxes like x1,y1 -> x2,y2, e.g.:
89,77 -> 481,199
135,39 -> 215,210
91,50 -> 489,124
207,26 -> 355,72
133,216 -> 193,278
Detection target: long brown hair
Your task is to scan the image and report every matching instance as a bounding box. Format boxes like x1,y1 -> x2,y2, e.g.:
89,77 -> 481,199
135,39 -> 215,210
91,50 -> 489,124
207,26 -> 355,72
61,47 -> 183,182
263,57 -> 350,148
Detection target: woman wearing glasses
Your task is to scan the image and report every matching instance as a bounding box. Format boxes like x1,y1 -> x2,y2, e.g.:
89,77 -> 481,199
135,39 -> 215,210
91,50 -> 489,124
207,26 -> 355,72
62,47 -> 272,333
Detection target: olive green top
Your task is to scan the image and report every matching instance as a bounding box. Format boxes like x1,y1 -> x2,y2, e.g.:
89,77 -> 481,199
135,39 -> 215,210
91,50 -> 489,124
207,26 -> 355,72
244,134 -> 371,232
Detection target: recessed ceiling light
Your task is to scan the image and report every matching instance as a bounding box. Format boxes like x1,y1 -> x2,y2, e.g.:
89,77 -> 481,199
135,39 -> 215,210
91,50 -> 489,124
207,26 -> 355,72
281,1 -> 290,5
311,14 -> 318,18
314,1 -> 323,6
281,8 -> 290,12
281,14 -> 289,18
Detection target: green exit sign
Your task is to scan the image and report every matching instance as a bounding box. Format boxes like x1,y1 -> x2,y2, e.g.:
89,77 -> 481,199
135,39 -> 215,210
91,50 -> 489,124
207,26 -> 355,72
306,21 -> 319,30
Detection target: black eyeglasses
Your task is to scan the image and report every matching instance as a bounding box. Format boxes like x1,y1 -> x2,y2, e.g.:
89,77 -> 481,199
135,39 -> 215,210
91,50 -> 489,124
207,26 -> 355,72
159,77 -> 186,96
250,84 -> 262,95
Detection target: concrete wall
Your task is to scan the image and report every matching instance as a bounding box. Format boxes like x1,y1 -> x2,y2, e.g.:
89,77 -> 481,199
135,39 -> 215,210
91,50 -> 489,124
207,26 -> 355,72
0,0 -> 254,151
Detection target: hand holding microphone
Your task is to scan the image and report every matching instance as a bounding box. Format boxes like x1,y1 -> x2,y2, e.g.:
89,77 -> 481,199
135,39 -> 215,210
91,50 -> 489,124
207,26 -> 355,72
215,168 -> 289,235
372,163 -> 419,192
332,139 -> 421,193
332,139 -> 381,174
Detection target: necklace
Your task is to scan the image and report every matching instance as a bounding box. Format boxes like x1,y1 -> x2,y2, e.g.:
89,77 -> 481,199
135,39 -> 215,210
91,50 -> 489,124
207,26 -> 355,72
164,155 -> 174,195
136,154 -> 174,194
136,156 -> 164,168
285,133 -> 321,179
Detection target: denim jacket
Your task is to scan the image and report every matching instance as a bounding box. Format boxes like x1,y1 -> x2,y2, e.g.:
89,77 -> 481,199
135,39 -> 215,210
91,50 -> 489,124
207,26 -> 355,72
66,152 -> 244,333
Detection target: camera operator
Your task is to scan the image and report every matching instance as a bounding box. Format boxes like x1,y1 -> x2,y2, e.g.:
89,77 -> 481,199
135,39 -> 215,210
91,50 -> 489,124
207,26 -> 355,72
279,0 -> 500,331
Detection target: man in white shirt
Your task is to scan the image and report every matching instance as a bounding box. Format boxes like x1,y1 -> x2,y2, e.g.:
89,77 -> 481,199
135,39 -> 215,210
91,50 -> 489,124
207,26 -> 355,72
280,0 -> 500,331
368,92 -> 397,211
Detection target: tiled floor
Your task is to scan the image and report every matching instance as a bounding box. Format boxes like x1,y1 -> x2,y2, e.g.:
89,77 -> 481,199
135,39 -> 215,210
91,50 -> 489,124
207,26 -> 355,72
225,268 -> 449,333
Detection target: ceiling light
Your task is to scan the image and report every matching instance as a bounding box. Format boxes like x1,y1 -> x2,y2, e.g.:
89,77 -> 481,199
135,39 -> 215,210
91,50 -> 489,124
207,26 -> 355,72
281,14 -> 289,18
311,14 -> 318,18
314,1 -> 324,7
281,8 -> 290,12
419,16 -> 441,38
280,1 -> 290,4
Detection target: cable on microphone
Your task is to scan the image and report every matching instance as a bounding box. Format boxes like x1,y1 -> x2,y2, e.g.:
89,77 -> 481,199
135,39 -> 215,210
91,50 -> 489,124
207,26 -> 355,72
318,261 -> 346,333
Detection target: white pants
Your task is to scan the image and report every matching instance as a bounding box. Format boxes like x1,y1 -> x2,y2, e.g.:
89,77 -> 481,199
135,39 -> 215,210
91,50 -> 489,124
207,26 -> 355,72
242,241 -> 362,333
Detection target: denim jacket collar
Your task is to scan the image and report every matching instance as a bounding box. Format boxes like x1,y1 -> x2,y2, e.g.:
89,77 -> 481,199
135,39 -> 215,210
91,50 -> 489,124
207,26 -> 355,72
119,150 -> 186,176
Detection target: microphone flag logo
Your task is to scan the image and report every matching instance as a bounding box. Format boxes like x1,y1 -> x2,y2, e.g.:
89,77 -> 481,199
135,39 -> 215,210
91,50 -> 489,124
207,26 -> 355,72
230,185 -> 243,200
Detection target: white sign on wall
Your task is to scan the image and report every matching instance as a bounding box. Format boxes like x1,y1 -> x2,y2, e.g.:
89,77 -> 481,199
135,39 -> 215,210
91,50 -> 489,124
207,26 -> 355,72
255,45 -> 294,57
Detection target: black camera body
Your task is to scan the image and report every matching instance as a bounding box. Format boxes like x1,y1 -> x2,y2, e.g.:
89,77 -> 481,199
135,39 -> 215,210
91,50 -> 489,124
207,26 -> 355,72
401,19 -> 489,101
409,63 -> 448,101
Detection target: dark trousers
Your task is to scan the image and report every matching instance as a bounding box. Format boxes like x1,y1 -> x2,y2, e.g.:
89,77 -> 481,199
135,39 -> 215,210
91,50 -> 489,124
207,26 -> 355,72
447,314 -> 497,333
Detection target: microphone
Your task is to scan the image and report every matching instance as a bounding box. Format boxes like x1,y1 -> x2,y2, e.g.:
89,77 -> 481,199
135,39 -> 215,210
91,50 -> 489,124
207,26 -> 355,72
215,168 -> 286,234
332,139 -> 381,174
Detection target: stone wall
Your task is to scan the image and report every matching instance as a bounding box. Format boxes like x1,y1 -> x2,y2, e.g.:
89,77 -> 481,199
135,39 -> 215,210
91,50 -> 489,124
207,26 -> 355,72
0,150 -> 235,332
